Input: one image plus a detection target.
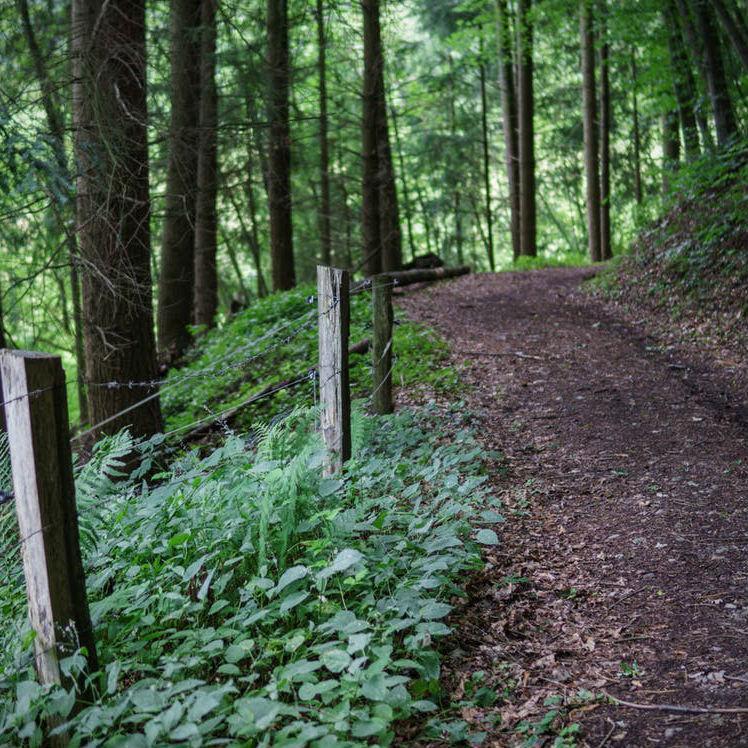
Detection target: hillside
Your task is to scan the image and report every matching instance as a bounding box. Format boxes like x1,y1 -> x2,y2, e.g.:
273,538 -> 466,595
594,143 -> 748,368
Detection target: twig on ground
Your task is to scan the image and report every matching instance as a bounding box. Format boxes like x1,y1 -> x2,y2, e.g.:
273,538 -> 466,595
606,585 -> 648,611
596,721 -> 616,748
460,350 -> 544,361
603,691 -> 748,715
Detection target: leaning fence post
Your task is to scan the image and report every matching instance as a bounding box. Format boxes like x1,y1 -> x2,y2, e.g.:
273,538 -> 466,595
0,350 -> 97,691
371,274 -> 394,414
317,266 -> 351,474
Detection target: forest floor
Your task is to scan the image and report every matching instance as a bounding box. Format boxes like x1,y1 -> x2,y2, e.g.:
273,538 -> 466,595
398,267 -> 748,747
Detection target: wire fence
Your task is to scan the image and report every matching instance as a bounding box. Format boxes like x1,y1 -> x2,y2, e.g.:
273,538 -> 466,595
0,269 -> 397,686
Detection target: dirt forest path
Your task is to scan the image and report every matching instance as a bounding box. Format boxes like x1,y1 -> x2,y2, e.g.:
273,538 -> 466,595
398,268 -> 748,747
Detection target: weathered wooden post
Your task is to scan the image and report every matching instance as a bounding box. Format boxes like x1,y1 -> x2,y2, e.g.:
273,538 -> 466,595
317,266 -> 351,474
371,274 -> 394,414
0,351 -> 98,692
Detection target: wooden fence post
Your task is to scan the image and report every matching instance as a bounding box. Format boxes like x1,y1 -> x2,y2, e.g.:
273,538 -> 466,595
0,351 -> 97,690
317,266 -> 351,474
372,275 -> 394,414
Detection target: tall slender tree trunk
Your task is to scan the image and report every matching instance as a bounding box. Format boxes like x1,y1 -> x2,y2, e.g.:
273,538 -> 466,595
580,0 -> 601,262
496,0 -> 520,261
662,110 -> 681,193
72,0 -> 163,438
376,79 -> 402,271
316,0 -> 332,266
245,138 -> 269,297
391,104 -> 416,263
631,49 -> 643,205
194,0 -> 219,328
267,0 -> 295,289
712,0 -> 748,70
674,0 -> 716,150
517,0 -> 536,257
691,0 -> 739,146
599,7 -> 612,260
479,34 -> 496,271
361,0 -> 382,275
447,59 -> 464,265
665,0 -> 701,160
414,181 -> 433,255
18,0 -> 88,422
158,0 -> 201,358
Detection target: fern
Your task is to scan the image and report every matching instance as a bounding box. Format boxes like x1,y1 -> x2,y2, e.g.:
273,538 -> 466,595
75,430 -> 138,556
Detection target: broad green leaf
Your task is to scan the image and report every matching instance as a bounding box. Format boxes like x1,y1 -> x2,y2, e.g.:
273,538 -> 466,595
475,529 -> 499,545
274,565 -> 308,595
321,649 -> 351,673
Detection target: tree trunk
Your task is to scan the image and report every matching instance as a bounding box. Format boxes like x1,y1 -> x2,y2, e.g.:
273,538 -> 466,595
18,0 -> 89,422
390,103 -> 416,263
447,56 -> 464,266
674,0 -> 716,150
361,0 -> 382,275
414,180 -> 434,255
580,0 -> 601,262
691,0 -> 739,146
479,32 -> 496,271
246,141 -> 269,297
517,0 -> 536,257
158,0 -> 201,359
194,0 -> 219,328
631,49 -> 643,205
662,110 -> 681,193
267,0 -> 295,289
665,0 -> 701,160
72,0 -> 163,438
599,7 -> 612,261
712,0 -> 748,70
496,0 -> 520,261
316,0 -> 332,266
374,30 -> 402,272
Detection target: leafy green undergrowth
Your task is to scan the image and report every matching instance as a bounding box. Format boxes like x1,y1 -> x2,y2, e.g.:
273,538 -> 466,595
0,404 -> 503,746
589,140 -> 748,341
162,286 -> 458,434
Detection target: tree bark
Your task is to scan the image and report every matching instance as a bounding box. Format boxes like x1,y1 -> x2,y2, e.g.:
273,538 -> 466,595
496,0 -> 520,261
664,0 -> 701,160
599,6 -> 612,260
580,0 -> 601,262
72,0 -> 163,438
479,36 -> 495,272
361,0 -> 382,275
674,0 -> 716,150
194,0 -> 219,328
376,72 -> 402,272
691,0 -> 739,147
631,49 -> 643,205
245,139 -> 269,297
158,0 -> 202,358
662,110 -> 681,193
18,0 -> 89,422
267,0 -> 295,289
517,0 -> 536,257
316,0 -> 332,266
712,0 -> 748,70
447,60 -> 464,266
390,103 -> 416,263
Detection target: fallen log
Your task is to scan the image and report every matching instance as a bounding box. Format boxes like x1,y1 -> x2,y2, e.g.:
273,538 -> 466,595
381,264 -> 471,287
184,338 -> 371,440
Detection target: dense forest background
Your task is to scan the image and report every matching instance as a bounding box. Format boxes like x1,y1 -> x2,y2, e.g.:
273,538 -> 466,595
1,0 -> 746,433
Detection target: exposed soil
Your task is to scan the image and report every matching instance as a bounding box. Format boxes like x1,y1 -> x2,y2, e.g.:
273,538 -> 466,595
398,268 -> 748,747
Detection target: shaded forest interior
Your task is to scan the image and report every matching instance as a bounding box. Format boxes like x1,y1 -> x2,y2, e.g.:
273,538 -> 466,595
2,0 -> 747,435
2,0 -> 748,744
